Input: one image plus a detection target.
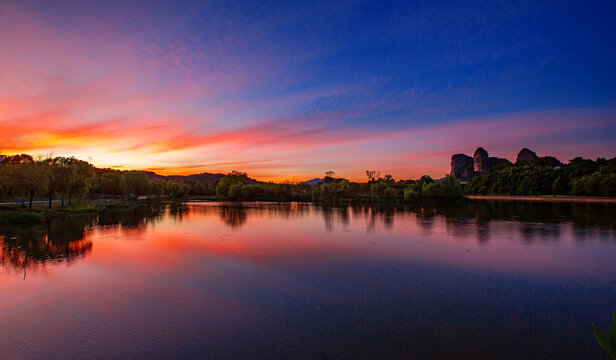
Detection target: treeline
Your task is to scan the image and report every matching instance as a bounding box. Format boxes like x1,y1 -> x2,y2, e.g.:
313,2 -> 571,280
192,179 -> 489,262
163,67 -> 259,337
92,169 -> 313,201
0,154 -> 466,209
212,171 -> 463,203
465,156 -> 616,196
0,155 -> 316,207
0,154 -> 94,209
213,171 -> 310,201
14,152 -> 614,208
311,172 -> 463,202
0,155 -> 218,209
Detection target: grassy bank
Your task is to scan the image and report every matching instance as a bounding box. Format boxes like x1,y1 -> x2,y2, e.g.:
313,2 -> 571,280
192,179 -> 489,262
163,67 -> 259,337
0,209 -> 45,224
467,195 -> 616,203
0,198 -> 157,224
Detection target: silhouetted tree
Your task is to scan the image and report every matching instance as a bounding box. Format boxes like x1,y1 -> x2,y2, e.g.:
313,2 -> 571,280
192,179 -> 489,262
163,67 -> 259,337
366,170 -> 380,183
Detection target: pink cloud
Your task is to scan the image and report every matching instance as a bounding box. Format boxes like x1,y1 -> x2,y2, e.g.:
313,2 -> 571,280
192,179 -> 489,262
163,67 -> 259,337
1,3 -> 614,182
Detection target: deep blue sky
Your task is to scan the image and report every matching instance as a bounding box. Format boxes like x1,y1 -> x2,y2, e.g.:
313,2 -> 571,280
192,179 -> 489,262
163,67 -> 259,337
1,0 -> 614,180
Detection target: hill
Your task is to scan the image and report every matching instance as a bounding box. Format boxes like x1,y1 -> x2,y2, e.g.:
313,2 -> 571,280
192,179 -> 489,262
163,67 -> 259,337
143,171 -> 261,184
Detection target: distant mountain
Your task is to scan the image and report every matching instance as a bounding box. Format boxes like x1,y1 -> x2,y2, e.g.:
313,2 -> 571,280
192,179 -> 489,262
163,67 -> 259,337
303,178 -> 325,186
144,171 -> 260,184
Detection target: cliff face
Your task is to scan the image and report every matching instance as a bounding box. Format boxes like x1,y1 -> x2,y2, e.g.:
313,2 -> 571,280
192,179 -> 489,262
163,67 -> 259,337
450,147 -> 515,179
474,147 -> 490,174
450,147 -> 546,179
450,154 -> 474,179
516,148 -> 538,164
489,157 -> 512,168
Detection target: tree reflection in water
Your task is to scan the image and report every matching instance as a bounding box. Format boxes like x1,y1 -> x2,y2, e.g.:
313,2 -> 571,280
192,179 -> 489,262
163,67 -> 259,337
168,202 -> 189,222
219,204 -> 248,228
0,215 -> 94,276
2,200 -> 615,275
97,204 -> 165,228
317,200 -> 616,242
0,203 -> 167,274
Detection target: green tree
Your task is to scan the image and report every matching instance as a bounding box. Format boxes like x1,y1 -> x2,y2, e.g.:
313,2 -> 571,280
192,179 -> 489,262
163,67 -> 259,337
12,161 -> 49,209
66,158 -> 95,205
97,172 -> 122,194
337,179 -> 351,197
366,170 -> 380,183
120,171 -> 152,198
228,183 -> 243,200
241,184 -> 256,200
215,178 -> 233,198
164,181 -> 189,198
47,158 -> 74,208
370,182 -> 385,197
381,174 -> 395,186
216,171 -> 251,198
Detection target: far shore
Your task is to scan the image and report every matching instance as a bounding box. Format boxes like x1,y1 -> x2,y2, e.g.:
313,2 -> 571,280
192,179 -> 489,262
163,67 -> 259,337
467,195 -> 616,203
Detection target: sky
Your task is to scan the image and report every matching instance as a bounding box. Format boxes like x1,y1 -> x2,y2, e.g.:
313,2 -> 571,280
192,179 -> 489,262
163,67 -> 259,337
0,0 -> 615,182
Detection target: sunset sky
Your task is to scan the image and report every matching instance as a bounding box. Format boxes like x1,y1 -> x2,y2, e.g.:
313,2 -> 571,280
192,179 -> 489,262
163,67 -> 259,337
1,0 -> 615,181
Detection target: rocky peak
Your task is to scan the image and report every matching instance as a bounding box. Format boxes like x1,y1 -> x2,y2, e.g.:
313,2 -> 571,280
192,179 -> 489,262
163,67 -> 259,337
474,147 -> 490,174
516,148 -> 538,165
450,154 -> 474,179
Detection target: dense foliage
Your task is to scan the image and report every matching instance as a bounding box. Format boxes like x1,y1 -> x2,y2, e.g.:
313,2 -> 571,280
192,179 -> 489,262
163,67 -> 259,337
4,152 -> 611,209
465,156 -> 616,196
311,173 -> 463,203
0,155 -> 465,206
0,155 -> 95,209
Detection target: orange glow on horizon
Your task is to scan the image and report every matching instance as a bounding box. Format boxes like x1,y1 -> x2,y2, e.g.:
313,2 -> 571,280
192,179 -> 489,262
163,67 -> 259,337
2,107 -> 615,183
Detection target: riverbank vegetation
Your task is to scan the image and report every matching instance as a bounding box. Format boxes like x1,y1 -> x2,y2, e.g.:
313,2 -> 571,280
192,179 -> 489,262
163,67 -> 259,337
465,156 -> 616,197
0,154 -> 465,210
1,152 -> 614,218
310,173 -> 463,203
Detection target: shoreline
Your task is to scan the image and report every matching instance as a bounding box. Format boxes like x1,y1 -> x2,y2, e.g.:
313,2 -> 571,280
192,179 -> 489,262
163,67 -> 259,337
467,195 -> 616,203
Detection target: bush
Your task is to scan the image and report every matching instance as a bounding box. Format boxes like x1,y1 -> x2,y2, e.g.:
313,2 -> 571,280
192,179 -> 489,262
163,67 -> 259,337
241,185 -> 256,200
466,156 -> 616,197
0,210 -> 44,224
384,187 -> 398,197
403,188 -> 419,201
228,183 -> 243,200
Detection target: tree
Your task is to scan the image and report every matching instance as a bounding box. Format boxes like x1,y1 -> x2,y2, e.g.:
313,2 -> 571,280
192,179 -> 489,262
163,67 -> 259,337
241,184 -> 257,200
12,161 -> 48,209
228,183 -> 243,200
97,172 -> 122,194
216,178 -> 233,198
531,156 -> 562,168
120,171 -> 152,198
416,175 -> 434,195
1,154 -> 34,166
216,171 -> 251,198
380,174 -> 395,185
47,158 -> 74,208
164,181 -> 189,198
366,170 -> 380,183
370,182 -> 385,197
66,158 -> 95,205
337,179 -> 351,197
0,164 -> 14,197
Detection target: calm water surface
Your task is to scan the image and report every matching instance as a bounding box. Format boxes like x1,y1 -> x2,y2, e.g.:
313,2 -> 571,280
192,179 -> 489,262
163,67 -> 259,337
1,201 -> 615,359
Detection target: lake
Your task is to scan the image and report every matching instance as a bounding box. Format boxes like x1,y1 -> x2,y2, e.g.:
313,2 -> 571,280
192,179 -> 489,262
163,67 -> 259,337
1,200 -> 615,359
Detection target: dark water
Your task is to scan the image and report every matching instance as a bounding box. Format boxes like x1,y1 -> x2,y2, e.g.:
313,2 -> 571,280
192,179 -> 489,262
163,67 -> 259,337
1,201 -> 615,359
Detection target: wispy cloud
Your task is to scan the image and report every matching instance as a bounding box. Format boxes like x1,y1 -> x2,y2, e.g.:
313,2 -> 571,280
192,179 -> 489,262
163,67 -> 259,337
1,1 -> 614,182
